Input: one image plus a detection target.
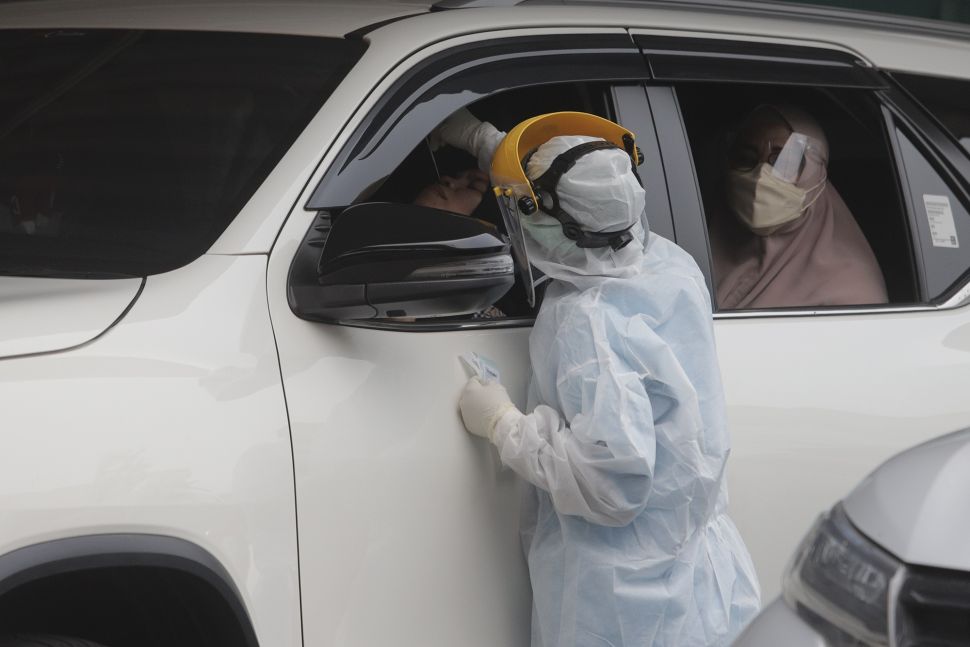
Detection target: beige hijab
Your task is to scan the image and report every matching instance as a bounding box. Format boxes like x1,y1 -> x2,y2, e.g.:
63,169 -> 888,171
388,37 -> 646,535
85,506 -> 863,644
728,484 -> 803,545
712,105 -> 888,310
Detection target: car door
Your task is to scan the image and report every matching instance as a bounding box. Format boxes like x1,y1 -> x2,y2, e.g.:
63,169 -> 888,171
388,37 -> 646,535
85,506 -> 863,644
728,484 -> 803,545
633,32 -> 970,599
267,28 -> 660,646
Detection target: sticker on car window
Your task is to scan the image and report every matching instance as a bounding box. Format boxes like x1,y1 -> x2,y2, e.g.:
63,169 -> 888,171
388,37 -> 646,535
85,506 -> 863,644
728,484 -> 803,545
923,194 -> 960,248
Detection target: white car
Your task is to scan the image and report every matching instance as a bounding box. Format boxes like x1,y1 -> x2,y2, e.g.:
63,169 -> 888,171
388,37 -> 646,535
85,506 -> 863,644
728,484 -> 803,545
733,427 -> 970,647
1,1 -> 969,645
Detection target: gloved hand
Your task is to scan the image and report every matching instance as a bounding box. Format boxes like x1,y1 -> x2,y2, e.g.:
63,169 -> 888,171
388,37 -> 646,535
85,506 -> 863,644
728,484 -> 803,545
429,107 -> 506,172
458,377 -> 521,441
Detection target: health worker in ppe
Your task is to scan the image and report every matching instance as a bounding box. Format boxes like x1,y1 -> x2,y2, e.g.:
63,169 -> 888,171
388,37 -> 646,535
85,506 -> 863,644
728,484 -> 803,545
712,104 -> 887,309
435,108 -> 761,647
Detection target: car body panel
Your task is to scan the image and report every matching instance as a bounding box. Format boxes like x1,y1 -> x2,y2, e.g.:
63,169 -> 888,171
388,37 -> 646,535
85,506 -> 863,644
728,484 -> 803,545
0,276 -> 141,359
731,597 -> 826,647
735,431 -> 970,647
714,306 -> 970,599
269,208 -> 533,647
0,255 -> 300,647
843,427 -> 970,573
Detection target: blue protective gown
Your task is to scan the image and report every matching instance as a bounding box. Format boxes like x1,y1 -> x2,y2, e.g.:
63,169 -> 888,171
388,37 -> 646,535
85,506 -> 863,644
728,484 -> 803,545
491,233 -> 761,647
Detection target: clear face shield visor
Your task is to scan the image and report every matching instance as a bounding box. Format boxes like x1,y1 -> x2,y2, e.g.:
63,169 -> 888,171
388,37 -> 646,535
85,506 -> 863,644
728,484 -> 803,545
493,183 -> 537,308
729,131 -> 827,184
769,132 -> 826,184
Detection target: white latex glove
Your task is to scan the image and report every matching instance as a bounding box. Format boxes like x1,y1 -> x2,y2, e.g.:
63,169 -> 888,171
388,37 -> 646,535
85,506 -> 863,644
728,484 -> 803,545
429,107 -> 506,172
458,377 -> 521,441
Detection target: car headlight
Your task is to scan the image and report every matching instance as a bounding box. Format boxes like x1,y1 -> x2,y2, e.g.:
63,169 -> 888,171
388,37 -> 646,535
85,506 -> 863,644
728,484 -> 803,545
783,503 -> 903,646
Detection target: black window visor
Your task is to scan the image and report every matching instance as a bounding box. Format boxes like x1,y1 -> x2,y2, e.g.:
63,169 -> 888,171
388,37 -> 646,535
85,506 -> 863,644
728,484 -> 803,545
635,35 -> 887,89
306,33 -> 649,210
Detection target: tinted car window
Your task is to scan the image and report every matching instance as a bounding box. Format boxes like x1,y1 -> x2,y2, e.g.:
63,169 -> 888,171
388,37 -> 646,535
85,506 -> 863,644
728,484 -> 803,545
894,127 -> 970,299
365,82 -> 618,319
893,72 -> 970,156
0,29 -> 363,278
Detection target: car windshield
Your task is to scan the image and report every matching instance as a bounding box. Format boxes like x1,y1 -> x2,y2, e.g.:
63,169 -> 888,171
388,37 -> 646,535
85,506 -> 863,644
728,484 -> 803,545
0,29 -> 363,278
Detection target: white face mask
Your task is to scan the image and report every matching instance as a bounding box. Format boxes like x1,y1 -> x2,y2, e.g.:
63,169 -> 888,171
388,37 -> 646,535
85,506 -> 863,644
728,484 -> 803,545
727,163 -> 826,236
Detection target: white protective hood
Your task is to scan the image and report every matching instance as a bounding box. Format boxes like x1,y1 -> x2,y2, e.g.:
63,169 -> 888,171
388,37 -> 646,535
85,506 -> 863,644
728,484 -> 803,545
522,135 -> 649,290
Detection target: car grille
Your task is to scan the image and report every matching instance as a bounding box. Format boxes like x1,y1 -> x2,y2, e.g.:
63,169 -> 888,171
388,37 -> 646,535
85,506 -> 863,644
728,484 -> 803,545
894,565 -> 970,647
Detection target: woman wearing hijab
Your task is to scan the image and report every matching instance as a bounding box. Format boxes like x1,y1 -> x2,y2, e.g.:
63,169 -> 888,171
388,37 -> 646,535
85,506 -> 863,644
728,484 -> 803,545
436,109 -> 760,647
713,104 -> 888,310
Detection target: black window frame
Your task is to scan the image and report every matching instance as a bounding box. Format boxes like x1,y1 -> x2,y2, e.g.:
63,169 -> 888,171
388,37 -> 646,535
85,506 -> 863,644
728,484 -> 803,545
306,33 -> 648,210
295,32 -> 664,331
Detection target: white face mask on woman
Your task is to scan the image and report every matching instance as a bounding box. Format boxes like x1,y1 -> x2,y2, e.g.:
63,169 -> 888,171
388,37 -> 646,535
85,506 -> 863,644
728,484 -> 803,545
727,164 -> 825,235
727,131 -> 827,236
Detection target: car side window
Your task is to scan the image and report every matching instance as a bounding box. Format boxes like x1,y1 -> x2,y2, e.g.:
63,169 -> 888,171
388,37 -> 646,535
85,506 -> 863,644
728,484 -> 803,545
892,126 -> 970,300
892,72 -> 970,157
0,29 -> 363,278
365,82 -> 617,319
675,83 -> 916,311
292,33 -> 652,328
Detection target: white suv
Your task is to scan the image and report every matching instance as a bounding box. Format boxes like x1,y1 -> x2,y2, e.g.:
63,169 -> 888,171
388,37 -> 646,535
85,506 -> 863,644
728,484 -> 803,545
1,1 -> 969,646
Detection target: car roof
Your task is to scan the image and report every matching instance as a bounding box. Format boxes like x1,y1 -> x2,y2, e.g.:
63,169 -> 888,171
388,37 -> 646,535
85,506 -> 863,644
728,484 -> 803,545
6,0 -> 970,44
0,0 -> 433,37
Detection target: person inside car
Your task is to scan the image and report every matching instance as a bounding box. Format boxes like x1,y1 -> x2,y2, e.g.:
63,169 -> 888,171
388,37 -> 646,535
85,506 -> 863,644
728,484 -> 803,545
712,104 -> 888,309
412,168 -> 489,215
442,109 -> 761,647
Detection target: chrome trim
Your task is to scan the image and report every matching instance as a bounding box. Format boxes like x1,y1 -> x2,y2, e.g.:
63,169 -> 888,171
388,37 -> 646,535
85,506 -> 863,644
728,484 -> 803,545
887,567 -> 906,647
329,283 -> 970,331
329,315 -> 535,332
713,304 -> 936,319
941,280 -> 970,309
712,277 -> 970,319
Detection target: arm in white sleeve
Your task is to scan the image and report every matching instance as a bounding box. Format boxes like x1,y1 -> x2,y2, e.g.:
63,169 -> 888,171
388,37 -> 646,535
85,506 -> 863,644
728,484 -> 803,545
490,352 -> 657,527
432,107 -> 506,172
469,123 -> 505,172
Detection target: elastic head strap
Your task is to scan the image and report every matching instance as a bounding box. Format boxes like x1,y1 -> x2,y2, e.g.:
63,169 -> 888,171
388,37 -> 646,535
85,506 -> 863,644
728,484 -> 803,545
528,141 -> 638,251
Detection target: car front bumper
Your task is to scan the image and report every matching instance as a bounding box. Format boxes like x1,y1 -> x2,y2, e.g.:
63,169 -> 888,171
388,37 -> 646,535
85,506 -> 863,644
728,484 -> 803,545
733,597 -> 828,647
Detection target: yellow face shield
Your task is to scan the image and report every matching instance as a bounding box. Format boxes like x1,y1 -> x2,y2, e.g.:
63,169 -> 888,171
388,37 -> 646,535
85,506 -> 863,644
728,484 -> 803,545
489,112 -> 642,307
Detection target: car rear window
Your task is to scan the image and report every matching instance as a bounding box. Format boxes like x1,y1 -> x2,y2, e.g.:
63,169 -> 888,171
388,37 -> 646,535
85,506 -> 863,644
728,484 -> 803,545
0,29 -> 364,278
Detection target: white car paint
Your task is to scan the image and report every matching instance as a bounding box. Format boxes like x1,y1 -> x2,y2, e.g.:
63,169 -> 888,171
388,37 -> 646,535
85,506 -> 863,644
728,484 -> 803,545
733,597 -> 828,647
844,428 -> 970,572
0,256 -> 300,646
714,307 -> 970,598
0,276 -> 141,358
268,204 -> 535,647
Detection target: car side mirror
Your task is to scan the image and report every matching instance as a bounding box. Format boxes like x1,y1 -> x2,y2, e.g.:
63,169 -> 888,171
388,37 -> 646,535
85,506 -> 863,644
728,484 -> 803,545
288,202 -> 514,321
